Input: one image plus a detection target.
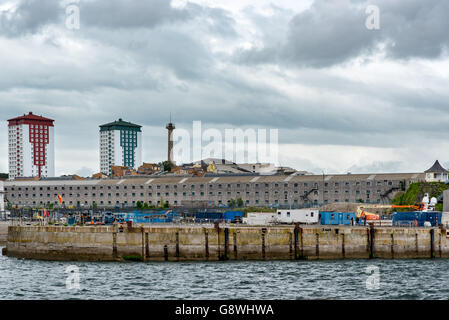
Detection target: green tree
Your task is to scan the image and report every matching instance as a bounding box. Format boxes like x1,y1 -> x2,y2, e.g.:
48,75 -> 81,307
136,201 -> 143,209
228,199 -> 236,208
159,161 -> 174,172
164,201 -> 169,208
143,202 -> 149,209
237,197 -> 244,207
159,197 -> 165,208
92,202 -> 98,210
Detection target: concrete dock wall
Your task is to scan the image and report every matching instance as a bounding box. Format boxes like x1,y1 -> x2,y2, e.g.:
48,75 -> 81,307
5,225 -> 449,261
0,222 -> 8,245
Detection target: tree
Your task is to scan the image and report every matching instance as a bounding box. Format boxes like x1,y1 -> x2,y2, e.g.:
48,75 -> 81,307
92,202 -> 98,210
159,161 -> 174,173
164,201 -> 169,208
237,198 -> 244,207
143,202 -> 149,209
136,201 -> 143,209
228,199 -> 236,208
159,197 -> 165,208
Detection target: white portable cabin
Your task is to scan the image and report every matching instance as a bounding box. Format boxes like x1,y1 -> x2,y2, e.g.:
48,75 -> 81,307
244,212 -> 277,225
276,209 -> 319,224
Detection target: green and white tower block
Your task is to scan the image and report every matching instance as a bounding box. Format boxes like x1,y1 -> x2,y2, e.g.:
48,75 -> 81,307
99,119 -> 142,175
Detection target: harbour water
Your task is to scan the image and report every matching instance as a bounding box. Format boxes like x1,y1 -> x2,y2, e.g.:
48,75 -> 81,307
1,247 -> 449,300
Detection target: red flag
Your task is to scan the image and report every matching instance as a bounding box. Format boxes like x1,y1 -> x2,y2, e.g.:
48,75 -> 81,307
57,195 -> 63,204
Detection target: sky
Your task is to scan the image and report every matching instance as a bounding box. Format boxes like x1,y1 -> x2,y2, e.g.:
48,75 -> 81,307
1,0 -> 449,177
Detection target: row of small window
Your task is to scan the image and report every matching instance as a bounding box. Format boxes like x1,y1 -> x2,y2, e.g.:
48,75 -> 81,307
12,198 -> 383,207
10,192 -> 378,201
5,183 -> 398,192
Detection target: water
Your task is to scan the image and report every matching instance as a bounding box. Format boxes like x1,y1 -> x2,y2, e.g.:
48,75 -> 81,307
1,247 -> 449,299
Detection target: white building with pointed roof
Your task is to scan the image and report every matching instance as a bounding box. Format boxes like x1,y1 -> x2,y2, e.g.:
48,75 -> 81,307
424,160 -> 448,182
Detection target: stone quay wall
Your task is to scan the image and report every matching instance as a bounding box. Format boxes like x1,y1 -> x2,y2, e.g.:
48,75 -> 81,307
4,224 -> 449,261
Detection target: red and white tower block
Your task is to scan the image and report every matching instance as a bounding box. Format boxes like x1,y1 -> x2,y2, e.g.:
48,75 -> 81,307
7,112 -> 55,180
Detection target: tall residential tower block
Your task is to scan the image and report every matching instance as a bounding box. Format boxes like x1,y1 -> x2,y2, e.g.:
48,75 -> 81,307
99,119 -> 142,175
7,112 -> 55,180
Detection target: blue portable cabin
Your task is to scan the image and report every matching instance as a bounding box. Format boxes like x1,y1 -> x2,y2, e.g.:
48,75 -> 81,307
103,212 -> 115,225
320,211 -> 340,225
123,210 -> 178,224
423,211 -> 441,226
67,215 -> 76,226
222,211 -> 244,223
392,211 -> 441,227
194,211 -> 223,222
392,211 -> 422,227
339,212 -> 358,225
319,211 -> 361,225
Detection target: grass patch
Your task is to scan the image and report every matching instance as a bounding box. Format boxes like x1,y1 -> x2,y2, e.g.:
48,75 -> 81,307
392,182 -> 448,211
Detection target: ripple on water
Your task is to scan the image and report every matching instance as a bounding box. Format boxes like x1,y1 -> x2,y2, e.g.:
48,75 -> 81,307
1,252 -> 449,299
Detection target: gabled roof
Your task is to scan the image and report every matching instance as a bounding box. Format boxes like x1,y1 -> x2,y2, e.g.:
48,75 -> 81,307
424,160 -> 448,173
100,118 -> 142,131
8,112 -> 54,126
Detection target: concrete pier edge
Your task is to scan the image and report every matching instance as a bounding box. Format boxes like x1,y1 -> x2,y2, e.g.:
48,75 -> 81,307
4,225 -> 449,262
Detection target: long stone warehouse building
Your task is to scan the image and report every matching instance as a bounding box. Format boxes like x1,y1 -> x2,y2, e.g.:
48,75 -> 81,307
1,172 -> 424,209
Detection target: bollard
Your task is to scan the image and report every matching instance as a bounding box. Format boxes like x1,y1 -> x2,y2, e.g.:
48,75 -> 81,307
215,222 -> 221,260
223,228 -> 229,261
261,228 -> 267,260
204,230 -> 209,260
294,226 -> 299,260
233,231 -> 238,259
369,224 -> 375,259
430,229 -> 435,259
391,232 -> 394,259
164,245 -> 168,261
112,231 -> 118,259
145,232 -> 150,259
176,231 -> 180,260
415,233 -> 419,255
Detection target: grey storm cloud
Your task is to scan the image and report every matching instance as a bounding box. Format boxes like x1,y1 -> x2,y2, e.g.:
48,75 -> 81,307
79,0 -> 190,29
0,0 -> 236,37
0,0 -> 449,174
236,0 -> 449,67
0,0 -> 62,36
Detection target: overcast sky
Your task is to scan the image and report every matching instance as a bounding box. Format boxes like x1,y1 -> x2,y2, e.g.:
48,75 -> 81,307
1,0 -> 449,176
